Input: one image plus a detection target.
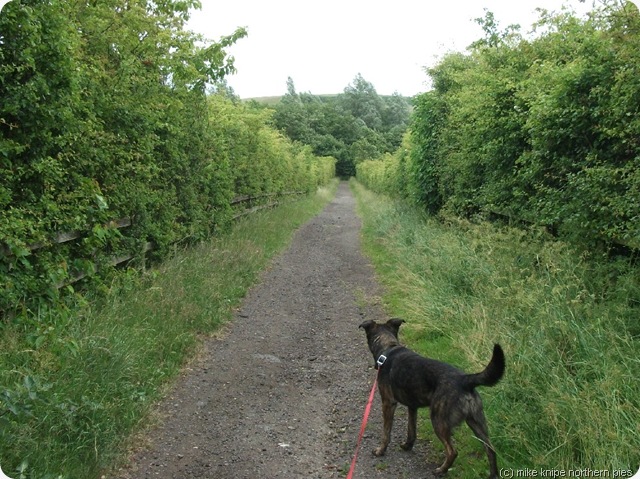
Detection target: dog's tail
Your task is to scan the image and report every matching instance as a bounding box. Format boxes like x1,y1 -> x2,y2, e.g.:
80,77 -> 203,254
462,344 -> 505,390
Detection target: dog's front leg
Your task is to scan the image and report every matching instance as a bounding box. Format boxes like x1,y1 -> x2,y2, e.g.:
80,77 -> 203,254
374,385 -> 396,456
401,407 -> 417,451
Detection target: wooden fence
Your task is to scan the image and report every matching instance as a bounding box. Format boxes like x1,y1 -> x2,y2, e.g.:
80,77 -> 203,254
2,191 -> 307,290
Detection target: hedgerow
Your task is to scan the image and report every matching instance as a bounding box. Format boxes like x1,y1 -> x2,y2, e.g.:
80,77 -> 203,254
358,1 -> 639,252
0,0 -> 335,316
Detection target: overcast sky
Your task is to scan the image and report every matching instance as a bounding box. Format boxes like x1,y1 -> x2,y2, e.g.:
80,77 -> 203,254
186,0 -> 610,99
0,1 -> 636,98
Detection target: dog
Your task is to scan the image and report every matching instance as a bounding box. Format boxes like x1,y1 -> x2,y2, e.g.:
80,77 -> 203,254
359,318 -> 505,479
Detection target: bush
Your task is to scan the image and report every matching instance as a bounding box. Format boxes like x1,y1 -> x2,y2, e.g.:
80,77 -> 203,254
406,2 -> 640,251
0,0 -> 335,316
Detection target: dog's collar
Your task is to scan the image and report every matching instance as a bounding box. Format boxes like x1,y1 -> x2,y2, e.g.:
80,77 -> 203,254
376,346 -> 400,369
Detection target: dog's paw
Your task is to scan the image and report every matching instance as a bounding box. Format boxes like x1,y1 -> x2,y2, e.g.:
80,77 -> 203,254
373,446 -> 386,457
400,441 -> 414,451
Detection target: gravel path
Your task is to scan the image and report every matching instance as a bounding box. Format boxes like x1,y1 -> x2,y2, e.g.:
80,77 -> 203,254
115,182 -> 436,479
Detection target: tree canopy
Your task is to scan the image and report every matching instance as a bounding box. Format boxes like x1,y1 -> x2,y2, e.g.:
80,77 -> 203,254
272,74 -> 412,177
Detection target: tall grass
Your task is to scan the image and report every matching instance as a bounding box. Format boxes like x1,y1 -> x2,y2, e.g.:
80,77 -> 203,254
352,180 -> 639,477
0,181 -> 338,479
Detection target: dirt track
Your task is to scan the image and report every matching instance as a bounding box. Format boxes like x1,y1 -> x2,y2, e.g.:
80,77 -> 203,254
116,182 -> 436,479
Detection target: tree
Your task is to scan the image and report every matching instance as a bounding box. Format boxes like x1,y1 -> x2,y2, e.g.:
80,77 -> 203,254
341,73 -> 384,130
273,75 -> 411,177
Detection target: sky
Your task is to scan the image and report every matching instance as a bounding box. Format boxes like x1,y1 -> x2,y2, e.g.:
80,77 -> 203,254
0,0 -> 636,98
185,0 -> 618,99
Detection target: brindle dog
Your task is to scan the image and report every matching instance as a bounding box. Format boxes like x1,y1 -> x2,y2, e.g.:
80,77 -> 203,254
359,318 -> 505,479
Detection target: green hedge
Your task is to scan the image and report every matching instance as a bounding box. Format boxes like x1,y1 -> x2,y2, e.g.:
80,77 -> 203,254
359,2 -> 639,251
0,0 -> 335,315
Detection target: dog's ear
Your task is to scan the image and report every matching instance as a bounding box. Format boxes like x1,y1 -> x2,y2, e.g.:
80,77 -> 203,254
387,318 -> 405,333
359,319 -> 375,331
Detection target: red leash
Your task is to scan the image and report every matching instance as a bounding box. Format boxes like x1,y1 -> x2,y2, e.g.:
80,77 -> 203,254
346,370 -> 379,479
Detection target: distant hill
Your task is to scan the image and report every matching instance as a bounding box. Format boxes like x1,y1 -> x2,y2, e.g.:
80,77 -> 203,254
243,96 -> 283,105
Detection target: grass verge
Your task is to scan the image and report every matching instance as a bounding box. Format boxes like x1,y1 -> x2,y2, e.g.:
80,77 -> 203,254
0,180 -> 338,479
351,179 -> 639,478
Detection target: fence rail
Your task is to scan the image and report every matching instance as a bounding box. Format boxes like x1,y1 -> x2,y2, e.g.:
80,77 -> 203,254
2,190 -> 307,291
230,190 -> 305,205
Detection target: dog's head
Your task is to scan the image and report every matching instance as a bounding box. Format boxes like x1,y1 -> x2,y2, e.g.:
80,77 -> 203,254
358,318 -> 405,359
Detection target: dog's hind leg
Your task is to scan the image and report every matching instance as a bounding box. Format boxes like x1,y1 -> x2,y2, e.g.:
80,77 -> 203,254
466,415 -> 498,479
374,385 -> 397,456
431,415 -> 457,475
401,407 -> 417,451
